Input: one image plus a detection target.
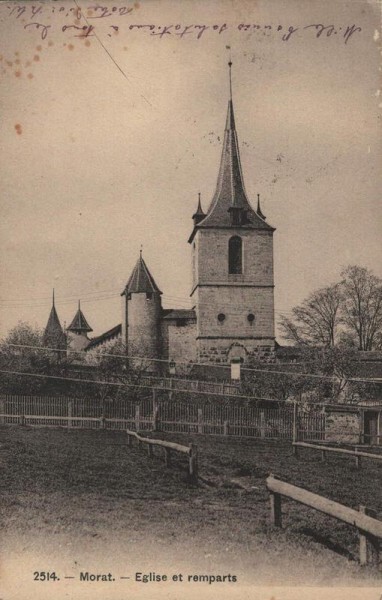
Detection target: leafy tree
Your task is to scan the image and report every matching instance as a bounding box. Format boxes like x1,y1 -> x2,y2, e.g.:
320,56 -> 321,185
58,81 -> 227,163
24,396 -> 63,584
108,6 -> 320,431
0,321 -> 47,393
340,265 -> 382,351
84,339 -> 151,403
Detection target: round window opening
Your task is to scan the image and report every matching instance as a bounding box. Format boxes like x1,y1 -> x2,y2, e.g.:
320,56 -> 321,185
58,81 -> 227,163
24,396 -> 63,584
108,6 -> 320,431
217,313 -> 226,323
247,313 -> 255,324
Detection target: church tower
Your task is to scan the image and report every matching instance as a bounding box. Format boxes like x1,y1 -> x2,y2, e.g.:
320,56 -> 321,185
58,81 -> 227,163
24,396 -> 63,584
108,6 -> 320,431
121,251 -> 162,370
188,63 -> 276,364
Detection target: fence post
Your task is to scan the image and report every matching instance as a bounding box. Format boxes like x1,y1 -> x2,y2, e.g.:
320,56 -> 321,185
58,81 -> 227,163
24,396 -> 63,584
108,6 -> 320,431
100,416 -> 106,430
359,505 -> 379,566
292,401 -> 298,455
127,433 -> 132,446
260,410 -> 266,439
189,443 -> 198,482
20,414 -> 25,426
135,404 -> 140,432
164,447 -> 171,467
152,390 -> 159,432
355,449 -> 361,469
223,420 -> 229,436
270,491 -> 282,527
67,400 -> 73,429
197,408 -> 203,434
0,395 -> 4,425
147,443 -> 153,458
321,449 -> 326,462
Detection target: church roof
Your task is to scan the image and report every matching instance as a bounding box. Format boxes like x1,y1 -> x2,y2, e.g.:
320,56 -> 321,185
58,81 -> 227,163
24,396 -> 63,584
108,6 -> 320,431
67,301 -> 93,333
189,63 -> 274,241
122,253 -> 162,295
42,292 -> 66,348
86,324 -> 122,350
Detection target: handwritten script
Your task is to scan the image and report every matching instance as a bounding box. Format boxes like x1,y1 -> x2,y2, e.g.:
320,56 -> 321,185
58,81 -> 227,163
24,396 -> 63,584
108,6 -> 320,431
6,4 -> 362,44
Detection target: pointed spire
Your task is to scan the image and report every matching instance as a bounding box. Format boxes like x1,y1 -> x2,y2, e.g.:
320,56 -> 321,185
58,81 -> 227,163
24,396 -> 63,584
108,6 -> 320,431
256,194 -> 266,220
192,192 -> 205,226
122,253 -> 162,296
188,62 -> 274,238
43,292 -> 66,349
67,301 -> 93,334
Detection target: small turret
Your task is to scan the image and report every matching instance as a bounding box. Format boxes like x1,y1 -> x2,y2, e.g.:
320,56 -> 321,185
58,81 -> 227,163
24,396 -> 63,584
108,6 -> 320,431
43,290 -> 66,351
66,300 -> 93,351
256,194 -> 266,221
192,193 -> 205,226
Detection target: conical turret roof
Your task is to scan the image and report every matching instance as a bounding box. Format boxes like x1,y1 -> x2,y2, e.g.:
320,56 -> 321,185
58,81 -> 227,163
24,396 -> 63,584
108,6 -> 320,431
122,253 -> 162,295
42,291 -> 66,348
67,301 -> 93,333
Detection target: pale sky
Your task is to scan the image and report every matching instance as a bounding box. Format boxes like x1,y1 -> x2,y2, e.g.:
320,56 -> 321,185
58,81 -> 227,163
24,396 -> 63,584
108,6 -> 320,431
0,0 -> 381,341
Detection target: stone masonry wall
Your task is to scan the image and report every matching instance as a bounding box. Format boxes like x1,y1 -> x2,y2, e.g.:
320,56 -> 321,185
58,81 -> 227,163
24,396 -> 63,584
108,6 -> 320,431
198,338 -> 275,364
325,410 -> 360,444
196,228 -> 274,286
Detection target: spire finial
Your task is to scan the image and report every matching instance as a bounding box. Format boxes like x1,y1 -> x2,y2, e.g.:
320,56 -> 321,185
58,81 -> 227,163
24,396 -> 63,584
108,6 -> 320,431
52,288 -> 55,307
140,244 -> 143,258
228,59 -> 233,101
78,299 -> 81,310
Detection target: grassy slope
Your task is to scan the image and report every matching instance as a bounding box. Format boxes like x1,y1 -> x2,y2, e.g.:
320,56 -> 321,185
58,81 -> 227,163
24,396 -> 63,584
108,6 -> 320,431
0,425 -> 381,587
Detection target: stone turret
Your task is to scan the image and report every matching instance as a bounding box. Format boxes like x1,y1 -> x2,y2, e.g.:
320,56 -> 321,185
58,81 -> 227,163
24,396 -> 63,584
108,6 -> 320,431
121,251 -> 162,371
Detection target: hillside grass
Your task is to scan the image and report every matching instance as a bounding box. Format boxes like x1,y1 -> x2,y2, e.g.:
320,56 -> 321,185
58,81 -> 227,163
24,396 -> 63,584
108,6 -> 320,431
1,425 -> 381,587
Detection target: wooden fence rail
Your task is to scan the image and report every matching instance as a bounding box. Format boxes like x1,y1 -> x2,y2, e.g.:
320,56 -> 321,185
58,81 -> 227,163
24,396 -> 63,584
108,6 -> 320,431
125,429 -> 198,482
266,475 -> 382,566
293,441 -> 382,468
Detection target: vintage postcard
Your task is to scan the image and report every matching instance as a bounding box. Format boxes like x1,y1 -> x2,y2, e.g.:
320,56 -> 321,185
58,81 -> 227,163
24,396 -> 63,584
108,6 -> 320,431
0,0 -> 381,599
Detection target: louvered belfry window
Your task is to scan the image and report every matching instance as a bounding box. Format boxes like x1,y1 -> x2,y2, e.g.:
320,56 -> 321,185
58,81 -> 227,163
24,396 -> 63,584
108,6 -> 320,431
228,236 -> 242,274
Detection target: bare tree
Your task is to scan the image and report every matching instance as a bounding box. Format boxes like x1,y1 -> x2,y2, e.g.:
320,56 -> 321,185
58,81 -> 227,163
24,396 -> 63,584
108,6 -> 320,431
340,265 -> 382,351
279,284 -> 342,347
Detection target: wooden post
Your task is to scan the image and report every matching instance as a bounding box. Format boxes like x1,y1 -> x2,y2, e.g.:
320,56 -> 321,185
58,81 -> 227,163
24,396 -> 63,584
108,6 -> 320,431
147,443 -> 153,458
355,450 -> 361,469
67,400 -> 73,429
164,447 -> 171,467
321,449 -> 326,462
270,492 -> 282,527
20,414 -> 25,426
260,410 -> 266,439
152,389 -> 159,432
197,408 -> 203,434
0,395 -> 5,425
127,433 -> 132,446
293,401 -> 298,448
189,443 -> 198,482
359,505 -> 380,566
223,420 -> 229,436
135,404 -> 140,432
100,416 -> 106,430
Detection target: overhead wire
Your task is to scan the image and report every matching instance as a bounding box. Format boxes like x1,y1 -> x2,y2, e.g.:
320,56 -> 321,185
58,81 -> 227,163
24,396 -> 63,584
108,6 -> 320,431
2,343 -> 380,383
